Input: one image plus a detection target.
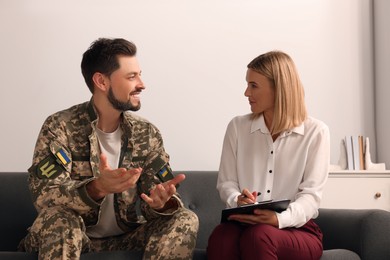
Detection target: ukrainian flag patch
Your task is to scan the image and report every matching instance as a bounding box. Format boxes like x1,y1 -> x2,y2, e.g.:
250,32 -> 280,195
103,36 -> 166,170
160,168 -> 169,178
55,148 -> 71,166
157,165 -> 174,182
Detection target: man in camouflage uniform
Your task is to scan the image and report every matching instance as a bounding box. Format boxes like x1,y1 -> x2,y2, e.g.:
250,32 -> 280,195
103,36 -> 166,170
18,38 -> 199,260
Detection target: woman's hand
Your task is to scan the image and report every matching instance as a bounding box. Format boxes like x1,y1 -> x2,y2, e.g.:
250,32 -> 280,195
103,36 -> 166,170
228,209 -> 279,227
237,189 -> 259,206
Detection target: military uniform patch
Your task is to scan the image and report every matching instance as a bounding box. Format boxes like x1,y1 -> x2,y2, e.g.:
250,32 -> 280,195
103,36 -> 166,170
33,146 -> 71,179
36,154 -> 64,179
54,148 -> 71,166
157,165 -> 174,183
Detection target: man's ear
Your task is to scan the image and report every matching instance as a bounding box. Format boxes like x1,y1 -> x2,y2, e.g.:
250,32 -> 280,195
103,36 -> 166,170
92,72 -> 109,92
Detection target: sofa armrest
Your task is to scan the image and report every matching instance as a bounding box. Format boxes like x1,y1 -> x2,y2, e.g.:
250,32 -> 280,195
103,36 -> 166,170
315,208 -> 390,260
0,172 -> 37,251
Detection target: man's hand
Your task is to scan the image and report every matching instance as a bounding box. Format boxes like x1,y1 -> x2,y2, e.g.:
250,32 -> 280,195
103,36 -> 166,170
140,173 -> 185,211
87,154 -> 142,201
227,209 -> 279,227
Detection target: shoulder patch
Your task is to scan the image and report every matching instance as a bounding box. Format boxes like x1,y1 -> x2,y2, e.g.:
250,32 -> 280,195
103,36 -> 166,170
36,154 -> 64,179
157,164 -> 174,183
54,148 -> 71,166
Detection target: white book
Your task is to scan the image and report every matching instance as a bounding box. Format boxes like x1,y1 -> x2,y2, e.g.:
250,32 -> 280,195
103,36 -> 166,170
351,135 -> 361,170
345,136 -> 354,170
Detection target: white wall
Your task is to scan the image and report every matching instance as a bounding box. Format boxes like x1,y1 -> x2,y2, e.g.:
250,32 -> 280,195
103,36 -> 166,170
374,0 -> 390,168
0,0 -> 378,171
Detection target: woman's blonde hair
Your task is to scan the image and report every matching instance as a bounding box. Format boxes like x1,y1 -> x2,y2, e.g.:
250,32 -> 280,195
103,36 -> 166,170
247,51 -> 307,135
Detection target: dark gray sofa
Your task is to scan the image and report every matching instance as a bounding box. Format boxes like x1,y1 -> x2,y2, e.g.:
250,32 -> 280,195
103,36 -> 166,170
1,171 -> 390,260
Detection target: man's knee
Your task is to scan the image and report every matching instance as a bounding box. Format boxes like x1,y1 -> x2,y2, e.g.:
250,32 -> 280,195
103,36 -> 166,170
173,207 -> 199,233
38,206 -> 84,233
22,206 -> 87,256
143,208 -> 199,259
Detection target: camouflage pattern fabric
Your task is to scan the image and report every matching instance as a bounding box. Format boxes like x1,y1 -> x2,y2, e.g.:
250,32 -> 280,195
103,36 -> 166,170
19,100 -> 199,259
19,206 -> 198,259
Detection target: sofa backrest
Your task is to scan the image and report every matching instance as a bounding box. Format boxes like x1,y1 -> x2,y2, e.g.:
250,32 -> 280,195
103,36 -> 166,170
0,172 -> 37,251
0,171 -> 224,251
176,171 -> 225,249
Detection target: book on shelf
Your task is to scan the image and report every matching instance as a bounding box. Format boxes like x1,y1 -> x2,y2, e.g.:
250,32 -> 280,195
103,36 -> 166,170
331,136 -> 386,171
351,135 -> 361,170
345,136 -> 354,170
358,136 -> 365,170
344,135 -> 366,170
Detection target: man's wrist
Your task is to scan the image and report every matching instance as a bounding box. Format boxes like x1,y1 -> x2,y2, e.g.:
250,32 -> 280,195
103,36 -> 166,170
154,197 -> 179,212
86,179 -> 107,201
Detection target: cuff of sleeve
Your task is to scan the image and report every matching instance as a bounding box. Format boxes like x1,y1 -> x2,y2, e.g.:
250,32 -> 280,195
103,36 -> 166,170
77,178 -> 101,209
227,193 -> 240,208
276,210 -> 290,229
150,195 -> 183,216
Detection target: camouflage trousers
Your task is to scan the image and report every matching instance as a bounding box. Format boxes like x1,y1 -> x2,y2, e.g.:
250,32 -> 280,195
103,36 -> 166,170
18,205 -> 199,260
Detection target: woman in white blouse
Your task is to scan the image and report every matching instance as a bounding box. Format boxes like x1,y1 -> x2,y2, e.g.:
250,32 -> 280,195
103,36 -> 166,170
207,51 -> 330,260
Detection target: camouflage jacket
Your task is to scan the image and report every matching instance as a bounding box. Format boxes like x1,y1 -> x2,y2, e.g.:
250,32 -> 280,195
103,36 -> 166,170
28,100 -> 182,231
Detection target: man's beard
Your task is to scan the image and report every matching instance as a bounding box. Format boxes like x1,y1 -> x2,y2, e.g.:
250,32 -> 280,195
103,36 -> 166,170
107,87 -> 141,112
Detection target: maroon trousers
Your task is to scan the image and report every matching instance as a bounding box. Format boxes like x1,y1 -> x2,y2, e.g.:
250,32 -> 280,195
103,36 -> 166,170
207,220 -> 323,260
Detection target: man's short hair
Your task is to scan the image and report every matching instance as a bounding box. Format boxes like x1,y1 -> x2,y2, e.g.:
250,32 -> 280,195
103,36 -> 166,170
81,38 -> 137,93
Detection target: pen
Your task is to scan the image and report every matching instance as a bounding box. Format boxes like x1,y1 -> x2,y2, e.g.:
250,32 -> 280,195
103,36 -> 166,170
243,192 -> 261,198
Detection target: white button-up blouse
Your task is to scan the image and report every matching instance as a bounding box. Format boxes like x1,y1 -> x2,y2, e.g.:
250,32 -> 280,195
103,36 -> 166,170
217,113 -> 330,228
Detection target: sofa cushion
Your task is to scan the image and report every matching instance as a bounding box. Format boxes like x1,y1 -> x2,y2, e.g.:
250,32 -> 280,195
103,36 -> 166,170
0,252 -> 37,260
0,250 -> 207,260
80,251 -> 143,259
320,249 -> 360,260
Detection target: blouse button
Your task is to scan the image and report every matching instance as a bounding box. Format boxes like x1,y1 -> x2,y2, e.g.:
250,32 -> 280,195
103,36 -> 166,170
267,190 -> 270,193
269,170 -> 272,173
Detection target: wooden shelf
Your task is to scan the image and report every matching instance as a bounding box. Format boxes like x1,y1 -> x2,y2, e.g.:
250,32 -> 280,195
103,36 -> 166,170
329,170 -> 390,178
